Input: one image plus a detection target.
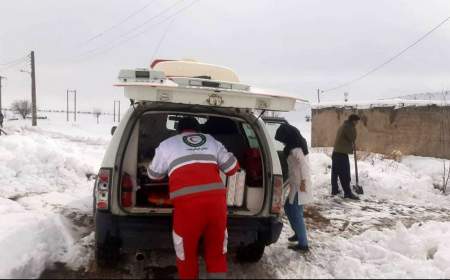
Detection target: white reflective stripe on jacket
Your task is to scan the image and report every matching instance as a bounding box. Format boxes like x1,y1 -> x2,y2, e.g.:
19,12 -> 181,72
148,132 -> 237,178
287,148 -> 313,205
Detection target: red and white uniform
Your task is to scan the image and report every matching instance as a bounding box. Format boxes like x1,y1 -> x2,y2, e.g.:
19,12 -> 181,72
148,132 -> 239,279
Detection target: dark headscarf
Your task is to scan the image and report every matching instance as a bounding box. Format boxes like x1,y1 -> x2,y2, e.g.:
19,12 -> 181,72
275,123 -> 309,156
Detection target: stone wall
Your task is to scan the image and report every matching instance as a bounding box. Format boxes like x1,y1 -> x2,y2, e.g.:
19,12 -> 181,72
311,105 -> 450,159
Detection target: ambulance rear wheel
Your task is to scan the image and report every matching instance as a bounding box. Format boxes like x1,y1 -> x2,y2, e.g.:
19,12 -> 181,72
236,241 -> 265,263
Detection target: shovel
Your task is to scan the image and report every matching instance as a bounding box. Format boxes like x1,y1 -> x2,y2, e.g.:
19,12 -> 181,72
352,143 -> 364,195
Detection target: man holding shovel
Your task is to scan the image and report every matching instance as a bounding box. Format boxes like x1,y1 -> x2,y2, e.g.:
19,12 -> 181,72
331,114 -> 361,200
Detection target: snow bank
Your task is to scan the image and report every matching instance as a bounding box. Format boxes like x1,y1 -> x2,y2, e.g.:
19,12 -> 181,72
0,198 -> 72,279
307,151 -> 450,206
356,154 -> 449,205
0,122 -> 107,199
261,221 -> 450,279
0,118 -> 106,278
326,221 -> 450,278
0,134 -> 91,198
312,98 -> 450,110
0,196 -> 93,279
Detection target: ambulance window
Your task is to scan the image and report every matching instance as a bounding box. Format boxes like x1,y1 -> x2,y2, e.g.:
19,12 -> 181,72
242,123 -> 259,148
265,122 -> 284,151
166,115 -> 177,131
166,115 -> 207,131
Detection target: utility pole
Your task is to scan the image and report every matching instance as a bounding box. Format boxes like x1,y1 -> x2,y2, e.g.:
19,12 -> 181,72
30,51 -> 37,126
0,75 -> 6,113
66,90 -> 69,121
317,88 -> 321,103
74,90 -> 77,122
66,89 -> 77,122
114,100 -> 120,122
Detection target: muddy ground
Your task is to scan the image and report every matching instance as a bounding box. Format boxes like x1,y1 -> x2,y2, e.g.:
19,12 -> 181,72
40,195 -> 450,279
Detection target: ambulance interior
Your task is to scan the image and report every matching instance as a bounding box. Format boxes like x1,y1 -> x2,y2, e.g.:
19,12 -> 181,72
121,112 -> 265,215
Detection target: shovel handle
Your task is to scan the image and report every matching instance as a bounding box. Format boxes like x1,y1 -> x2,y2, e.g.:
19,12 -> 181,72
353,143 -> 359,184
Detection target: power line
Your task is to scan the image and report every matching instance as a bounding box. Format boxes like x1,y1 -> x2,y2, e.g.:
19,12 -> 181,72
0,55 -> 30,72
74,0 -> 185,59
73,0 -> 199,61
0,61 -> 24,71
0,54 -> 28,66
115,0 -> 185,43
151,19 -> 176,63
323,15 -> 450,93
79,1 -> 155,46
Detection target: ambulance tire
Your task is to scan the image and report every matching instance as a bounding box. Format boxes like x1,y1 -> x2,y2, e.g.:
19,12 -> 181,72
236,241 -> 265,263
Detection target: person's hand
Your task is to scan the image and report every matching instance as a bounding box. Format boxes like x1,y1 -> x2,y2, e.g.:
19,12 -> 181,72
283,182 -> 291,189
299,182 -> 306,192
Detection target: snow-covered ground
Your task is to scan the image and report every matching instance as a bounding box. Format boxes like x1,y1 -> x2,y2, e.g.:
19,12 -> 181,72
1,110 -> 450,279
0,113 -> 112,278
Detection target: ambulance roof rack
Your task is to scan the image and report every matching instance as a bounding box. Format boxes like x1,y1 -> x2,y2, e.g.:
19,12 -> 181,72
115,60 -> 306,112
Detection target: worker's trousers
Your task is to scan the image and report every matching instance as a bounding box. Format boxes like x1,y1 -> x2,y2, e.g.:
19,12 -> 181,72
172,194 -> 228,279
331,152 -> 352,196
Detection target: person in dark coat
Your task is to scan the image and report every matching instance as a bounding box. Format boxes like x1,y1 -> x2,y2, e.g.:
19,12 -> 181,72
331,114 -> 360,200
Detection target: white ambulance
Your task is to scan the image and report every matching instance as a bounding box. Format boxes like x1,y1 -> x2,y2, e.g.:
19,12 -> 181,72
93,60 -> 304,265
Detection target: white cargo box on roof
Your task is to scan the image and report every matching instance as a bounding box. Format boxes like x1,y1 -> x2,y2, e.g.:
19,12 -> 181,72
152,60 -> 240,82
115,61 -> 303,112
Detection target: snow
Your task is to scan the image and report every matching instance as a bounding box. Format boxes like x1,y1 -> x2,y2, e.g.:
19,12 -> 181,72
1,110 -> 450,279
259,221 -> 450,279
0,210 -> 69,278
319,221 -> 450,278
308,151 -> 449,206
0,113 -> 110,199
312,98 -> 450,110
393,91 -> 450,102
0,113 -> 110,278
0,201 -> 94,278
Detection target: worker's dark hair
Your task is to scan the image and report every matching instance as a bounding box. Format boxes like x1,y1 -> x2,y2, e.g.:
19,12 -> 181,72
348,114 -> 361,122
177,117 -> 200,132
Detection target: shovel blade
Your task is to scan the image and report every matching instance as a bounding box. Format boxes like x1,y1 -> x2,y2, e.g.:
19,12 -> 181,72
353,184 -> 364,195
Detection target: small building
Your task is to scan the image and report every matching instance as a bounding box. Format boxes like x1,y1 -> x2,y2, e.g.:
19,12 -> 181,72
311,99 -> 450,159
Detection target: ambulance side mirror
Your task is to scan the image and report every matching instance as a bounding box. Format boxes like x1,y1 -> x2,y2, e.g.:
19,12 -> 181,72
111,126 -> 117,136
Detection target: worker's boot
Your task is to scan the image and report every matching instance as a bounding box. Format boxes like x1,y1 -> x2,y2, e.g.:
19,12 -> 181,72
344,193 -> 359,200
288,235 -> 297,242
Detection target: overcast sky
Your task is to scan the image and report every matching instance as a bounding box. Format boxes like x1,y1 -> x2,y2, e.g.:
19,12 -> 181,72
1,0 -> 449,113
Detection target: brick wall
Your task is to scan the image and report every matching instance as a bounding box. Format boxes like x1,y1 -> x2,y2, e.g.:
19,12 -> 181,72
311,105 -> 450,159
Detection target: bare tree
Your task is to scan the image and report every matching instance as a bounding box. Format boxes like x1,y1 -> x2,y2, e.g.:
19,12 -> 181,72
93,108 -> 102,124
11,100 -> 31,119
439,89 -> 450,194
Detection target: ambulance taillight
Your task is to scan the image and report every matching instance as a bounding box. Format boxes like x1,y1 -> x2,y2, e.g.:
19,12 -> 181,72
95,168 -> 111,211
271,175 -> 284,214
121,173 -> 133,208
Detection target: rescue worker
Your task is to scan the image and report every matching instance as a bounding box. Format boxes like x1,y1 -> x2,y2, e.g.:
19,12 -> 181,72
147,116 -> 240,279
331,114 -> 360,200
